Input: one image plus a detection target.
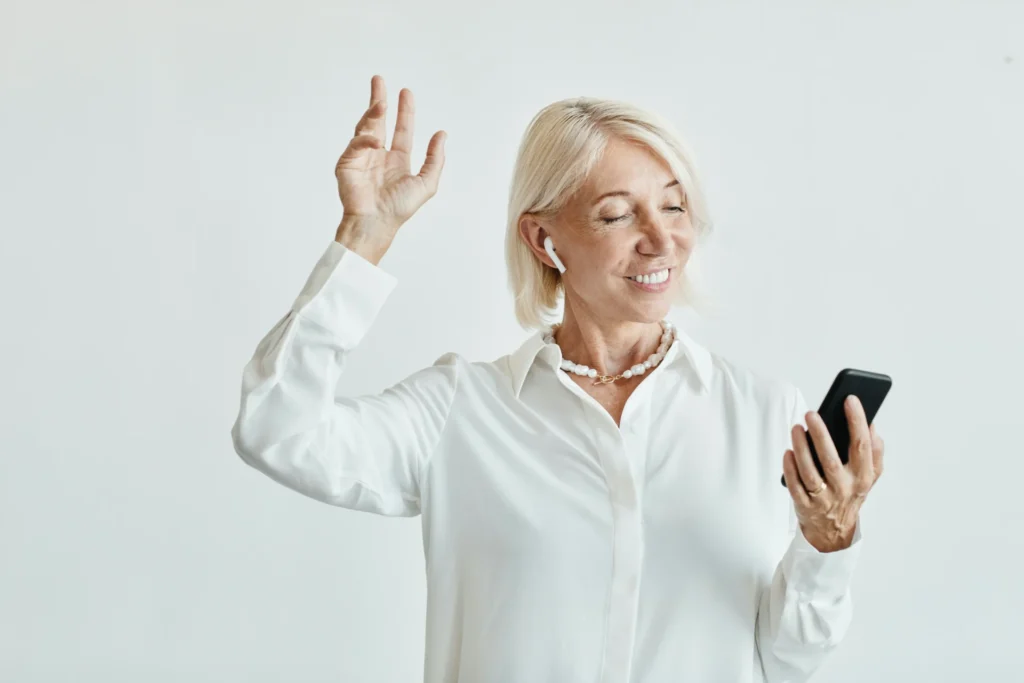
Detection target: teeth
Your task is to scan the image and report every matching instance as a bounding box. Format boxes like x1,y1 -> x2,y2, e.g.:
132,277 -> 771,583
630,269 -> 669,284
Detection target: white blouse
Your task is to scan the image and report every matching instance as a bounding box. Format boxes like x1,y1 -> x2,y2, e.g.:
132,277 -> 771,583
231,239 -> 863,683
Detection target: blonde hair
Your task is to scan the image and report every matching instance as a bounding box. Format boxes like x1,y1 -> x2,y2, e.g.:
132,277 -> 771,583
505,97 -> 714,329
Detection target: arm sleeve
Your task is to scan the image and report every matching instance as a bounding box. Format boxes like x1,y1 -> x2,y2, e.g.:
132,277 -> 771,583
229,240 -> 458,517
755,384 -> 864,682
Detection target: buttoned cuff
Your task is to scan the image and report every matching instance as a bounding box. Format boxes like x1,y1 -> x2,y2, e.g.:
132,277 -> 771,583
290,240 -> 398,348
782,521 -> 863,598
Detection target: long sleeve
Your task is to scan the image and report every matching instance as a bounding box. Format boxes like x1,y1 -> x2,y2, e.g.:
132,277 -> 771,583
230,240 -> 459,516
755,385 -> 864,682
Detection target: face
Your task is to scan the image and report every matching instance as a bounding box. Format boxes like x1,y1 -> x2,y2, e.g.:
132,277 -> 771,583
523,136 -> 696,324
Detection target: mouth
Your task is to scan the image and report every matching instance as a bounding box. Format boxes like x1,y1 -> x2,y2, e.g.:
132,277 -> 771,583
626,268 -> 672,292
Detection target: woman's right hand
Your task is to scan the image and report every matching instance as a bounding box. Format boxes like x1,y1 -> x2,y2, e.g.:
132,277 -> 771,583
334,75 -> 447,263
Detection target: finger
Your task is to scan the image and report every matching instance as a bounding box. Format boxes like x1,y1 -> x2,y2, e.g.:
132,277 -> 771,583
783,449 -> 811,509
416,130 -> 447,193
870,422 -> 885,480
391,88 -> 415,155
369,75 -> 387,146
791,422 -> 827,493
337,133 -> 383,163
845,395 -> 875,487
805,411 -> 844,486
354,100 -> 386,140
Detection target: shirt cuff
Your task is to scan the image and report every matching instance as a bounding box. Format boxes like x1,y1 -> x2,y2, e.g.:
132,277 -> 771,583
290,239 -> 398,348
782,520 -> 863,598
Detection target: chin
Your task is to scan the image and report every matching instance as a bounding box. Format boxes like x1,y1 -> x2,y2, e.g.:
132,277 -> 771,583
638,303 -> 673,322
617,297 -> 673,324
631,286 -> 678,321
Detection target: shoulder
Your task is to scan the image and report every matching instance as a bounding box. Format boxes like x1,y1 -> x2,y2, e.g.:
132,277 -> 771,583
423,334 -> 552,407
703,349 -> 802,422
418,350 -> 512,398
701,351 -> 804,506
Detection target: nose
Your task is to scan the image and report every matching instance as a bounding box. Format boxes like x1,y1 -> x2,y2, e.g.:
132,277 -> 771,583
636,211 -> 673,257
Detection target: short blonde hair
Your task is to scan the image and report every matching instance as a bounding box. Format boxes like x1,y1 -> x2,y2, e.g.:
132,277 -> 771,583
505,97 -> 714,329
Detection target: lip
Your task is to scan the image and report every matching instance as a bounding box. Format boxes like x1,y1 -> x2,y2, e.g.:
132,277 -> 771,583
625,267 -> 673,293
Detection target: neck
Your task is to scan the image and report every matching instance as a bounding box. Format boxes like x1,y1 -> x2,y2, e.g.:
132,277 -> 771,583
553,305 -> 665,376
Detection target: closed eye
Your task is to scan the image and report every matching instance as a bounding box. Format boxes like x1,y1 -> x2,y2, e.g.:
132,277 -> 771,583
601,207 -> 686,224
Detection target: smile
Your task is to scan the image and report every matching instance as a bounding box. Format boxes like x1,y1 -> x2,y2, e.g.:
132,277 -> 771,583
622,268 -> 671,284
622,270 -> 671,290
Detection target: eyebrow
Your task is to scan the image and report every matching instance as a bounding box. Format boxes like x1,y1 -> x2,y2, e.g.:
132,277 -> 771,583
593,180 -> 681,203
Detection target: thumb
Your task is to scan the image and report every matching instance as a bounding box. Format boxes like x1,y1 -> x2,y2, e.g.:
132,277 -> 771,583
417,131 -> 446,194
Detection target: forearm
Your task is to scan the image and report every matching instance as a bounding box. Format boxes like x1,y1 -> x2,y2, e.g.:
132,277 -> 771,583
755,524 -> 863,682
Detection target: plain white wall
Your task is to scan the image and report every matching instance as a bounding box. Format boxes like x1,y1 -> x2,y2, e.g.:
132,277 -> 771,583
2,0 -> 1022,680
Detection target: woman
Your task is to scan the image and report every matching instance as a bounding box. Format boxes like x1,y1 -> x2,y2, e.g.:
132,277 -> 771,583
231,74 -> 884,683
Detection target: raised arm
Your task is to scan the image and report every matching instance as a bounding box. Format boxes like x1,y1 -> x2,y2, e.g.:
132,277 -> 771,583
230,239 -> 457,515
231,74 -> 452,516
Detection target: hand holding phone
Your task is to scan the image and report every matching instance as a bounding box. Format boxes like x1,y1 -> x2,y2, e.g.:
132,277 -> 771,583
780,368 -> 892,487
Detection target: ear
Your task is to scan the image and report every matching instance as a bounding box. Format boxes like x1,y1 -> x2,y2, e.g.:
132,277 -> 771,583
518,214 -> 557,270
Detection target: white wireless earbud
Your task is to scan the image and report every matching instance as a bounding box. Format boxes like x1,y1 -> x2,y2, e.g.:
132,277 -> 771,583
543,236 -> 567,274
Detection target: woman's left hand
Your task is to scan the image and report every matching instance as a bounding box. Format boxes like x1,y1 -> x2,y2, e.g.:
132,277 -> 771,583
782,394 -> 885,553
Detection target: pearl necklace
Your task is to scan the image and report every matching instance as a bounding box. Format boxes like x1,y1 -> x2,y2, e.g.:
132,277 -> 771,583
543,320 -> 676,385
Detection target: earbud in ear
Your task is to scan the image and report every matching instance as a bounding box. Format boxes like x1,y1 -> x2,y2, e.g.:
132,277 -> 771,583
543,236 -> 567,274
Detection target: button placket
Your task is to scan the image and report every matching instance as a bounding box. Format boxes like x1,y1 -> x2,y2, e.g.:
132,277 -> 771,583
603,494 -> 643,682
570,373 -> 656,683
592,425 -> 644,683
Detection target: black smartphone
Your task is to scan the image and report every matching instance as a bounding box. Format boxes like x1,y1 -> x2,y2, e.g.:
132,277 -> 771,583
780,368 -> 892,487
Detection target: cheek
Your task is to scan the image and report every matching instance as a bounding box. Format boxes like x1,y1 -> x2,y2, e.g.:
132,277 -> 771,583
584,234 -> 631,264
675,221 -> 697,250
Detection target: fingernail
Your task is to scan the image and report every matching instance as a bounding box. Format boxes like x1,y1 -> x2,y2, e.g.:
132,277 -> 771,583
846,395 -> 857,408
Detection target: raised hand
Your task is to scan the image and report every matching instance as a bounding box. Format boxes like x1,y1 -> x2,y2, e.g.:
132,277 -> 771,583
333,74 -> 447,263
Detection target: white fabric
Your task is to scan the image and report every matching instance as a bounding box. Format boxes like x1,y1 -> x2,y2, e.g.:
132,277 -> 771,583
231,239 -> 863,683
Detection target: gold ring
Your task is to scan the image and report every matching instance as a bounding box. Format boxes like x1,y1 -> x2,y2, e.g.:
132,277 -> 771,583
807,482 -> 827,496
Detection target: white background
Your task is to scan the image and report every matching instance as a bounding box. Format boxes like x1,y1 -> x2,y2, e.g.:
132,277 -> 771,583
2,0 -> 1022,680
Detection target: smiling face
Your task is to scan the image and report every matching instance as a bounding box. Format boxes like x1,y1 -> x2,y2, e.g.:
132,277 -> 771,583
524,136 -> 696,325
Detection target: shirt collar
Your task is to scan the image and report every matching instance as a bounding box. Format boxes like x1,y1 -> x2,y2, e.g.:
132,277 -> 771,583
506,324 -> 713,398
